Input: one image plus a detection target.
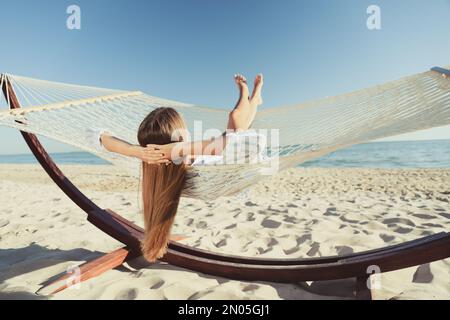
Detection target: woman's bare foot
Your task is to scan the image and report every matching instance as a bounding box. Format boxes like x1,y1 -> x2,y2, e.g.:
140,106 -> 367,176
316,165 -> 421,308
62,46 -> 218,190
228,73 -> 254,131
250,74 -> 264,106
234,74 -> 249,100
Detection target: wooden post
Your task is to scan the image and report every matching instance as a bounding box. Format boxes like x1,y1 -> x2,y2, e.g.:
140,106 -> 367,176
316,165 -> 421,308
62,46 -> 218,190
38,247 -> 140,295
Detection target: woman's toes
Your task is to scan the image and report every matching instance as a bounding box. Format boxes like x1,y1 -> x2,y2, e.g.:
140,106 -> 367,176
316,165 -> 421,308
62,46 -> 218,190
250,74 -> 263,105
235,75 -> 241,86
234,74 -> 249,95
255,74 -> 263,85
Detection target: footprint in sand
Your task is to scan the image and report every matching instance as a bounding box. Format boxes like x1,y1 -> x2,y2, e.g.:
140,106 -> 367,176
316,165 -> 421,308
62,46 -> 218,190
438,212 -> 450,219
215,239 -> 227,248
0,220 -> 9,228
336,245 -> 354,256
283,247 -> 300,255
187,289 -> 215,300
195,221 -> 207,229
245,201 -> 258,207
379,233 -> 396,243
324,207 -> 339,216
257,247 -> 273,254
225,223 -> 237,230
307,242 -> 320,257
421,223 -> 443,228
382,218 -> 416,227
412,264 -> 434,284
150,279 -> 165,290
412,213 -> 437,220
268,238 -> 279,247
116,288 -> 138,300
339,214 -> 360,224
193,239 -> 202,247
261,218 -> 281,229
267,206 -> 288,214
394,226 -> 413,234
283,216 -> 298,224
296,234 -> 311,246
242,284 -> 260,292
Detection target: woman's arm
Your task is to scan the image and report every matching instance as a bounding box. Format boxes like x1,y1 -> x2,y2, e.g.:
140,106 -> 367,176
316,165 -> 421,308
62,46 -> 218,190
145,134 -> 228,162
100,133 -> 170,164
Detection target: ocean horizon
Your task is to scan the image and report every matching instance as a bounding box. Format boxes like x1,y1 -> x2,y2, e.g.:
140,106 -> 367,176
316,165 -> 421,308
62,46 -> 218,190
0,139 -> 449,168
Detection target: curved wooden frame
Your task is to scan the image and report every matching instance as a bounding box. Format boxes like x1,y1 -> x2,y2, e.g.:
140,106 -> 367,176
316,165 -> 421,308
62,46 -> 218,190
2,73 -> 449,299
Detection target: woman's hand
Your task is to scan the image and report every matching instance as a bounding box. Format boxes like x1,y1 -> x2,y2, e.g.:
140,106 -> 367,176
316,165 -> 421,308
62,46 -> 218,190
140,142 -> 185,164
133,145 -> 171,164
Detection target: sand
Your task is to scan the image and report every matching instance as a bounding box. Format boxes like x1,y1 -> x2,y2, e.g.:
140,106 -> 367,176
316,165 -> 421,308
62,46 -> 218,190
0,164 -> 449,300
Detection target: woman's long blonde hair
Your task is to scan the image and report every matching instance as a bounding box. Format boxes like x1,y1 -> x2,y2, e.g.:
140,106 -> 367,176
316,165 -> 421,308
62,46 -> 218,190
137,107 -> 187,262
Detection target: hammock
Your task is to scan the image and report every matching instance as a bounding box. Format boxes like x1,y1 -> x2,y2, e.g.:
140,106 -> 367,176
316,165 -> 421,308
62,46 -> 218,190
1,69 -> 450,297
1,67 -> 450,200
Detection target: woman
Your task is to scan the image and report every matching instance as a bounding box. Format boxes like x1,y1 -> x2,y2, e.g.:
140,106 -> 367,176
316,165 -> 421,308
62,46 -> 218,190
98,74 -> 264,262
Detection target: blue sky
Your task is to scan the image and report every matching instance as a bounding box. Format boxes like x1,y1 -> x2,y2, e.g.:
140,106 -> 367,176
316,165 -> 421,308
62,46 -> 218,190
1,0 -> 450,154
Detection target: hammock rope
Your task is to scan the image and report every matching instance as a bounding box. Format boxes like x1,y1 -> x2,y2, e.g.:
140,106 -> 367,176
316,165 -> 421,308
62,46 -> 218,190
1,67 -> 449,200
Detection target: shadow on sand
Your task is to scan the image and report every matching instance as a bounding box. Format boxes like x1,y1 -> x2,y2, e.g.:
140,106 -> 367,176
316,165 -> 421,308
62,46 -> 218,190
1,244 -> 361,300
0,243 -> 105,299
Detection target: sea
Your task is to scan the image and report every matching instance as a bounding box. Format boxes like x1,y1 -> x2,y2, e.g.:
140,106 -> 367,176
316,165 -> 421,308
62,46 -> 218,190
1,140 -> 450,169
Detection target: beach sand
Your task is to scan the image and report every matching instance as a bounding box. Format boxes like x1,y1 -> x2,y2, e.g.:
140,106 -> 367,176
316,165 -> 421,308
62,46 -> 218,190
0,164 -> 448,300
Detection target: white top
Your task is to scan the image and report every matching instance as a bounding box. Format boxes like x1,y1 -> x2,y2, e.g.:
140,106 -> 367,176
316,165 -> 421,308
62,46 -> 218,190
89,129 -> 268,166
192,131 -> 268,166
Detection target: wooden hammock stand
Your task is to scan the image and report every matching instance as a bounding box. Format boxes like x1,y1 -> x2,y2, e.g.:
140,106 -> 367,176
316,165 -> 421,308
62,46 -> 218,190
1,70 -> 449,299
